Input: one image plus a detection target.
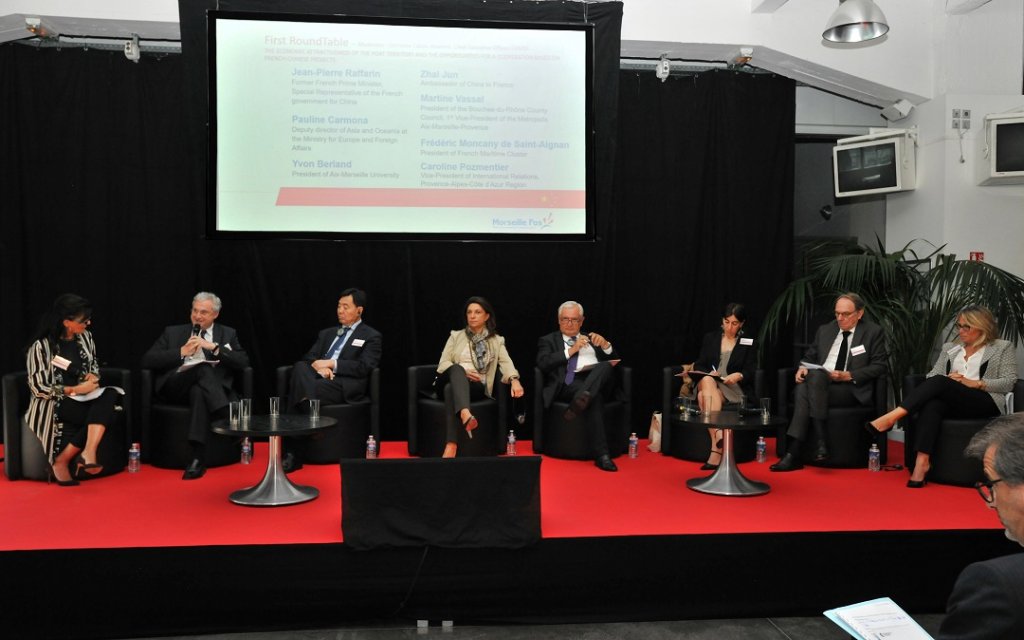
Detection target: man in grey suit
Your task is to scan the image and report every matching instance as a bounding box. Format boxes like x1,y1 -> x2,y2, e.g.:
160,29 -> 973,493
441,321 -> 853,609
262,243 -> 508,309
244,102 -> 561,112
141,291 -> 249,479
937,415 -> 1024,638
771,292 -> 888,471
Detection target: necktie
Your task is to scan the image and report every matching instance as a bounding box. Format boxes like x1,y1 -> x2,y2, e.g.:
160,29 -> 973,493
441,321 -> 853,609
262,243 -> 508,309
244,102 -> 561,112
323,326 -> 350,359
835,331 -> 851,371
564,337 -> 578,384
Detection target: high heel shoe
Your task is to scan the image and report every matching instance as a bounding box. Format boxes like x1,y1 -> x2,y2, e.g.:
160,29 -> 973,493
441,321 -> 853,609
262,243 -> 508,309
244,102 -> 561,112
74,455 -> 103,478
700,450 -> 722,471
864,420 -> 893,436
48,467 -> 80,487
906,479 -> 927,488
462,414 -> 478,439
714,429 -> 723,450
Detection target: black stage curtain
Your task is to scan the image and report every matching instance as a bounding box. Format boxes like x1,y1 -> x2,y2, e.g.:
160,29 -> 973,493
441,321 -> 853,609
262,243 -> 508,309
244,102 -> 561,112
0,31 -> 793,442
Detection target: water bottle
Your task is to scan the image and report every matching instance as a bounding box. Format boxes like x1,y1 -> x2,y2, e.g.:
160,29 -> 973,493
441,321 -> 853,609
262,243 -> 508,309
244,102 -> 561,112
628,432 -> 639,459
868,443 -> 881,472
506,430 -> 517,456
128,442 -> 141,473
240,437 -> 252,464
366,435 -> 378,459
756,436 -> 767,463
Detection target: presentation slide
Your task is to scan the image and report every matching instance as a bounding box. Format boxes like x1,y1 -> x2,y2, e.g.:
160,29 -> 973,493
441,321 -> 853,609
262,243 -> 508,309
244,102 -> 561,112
211,14 -> 592,237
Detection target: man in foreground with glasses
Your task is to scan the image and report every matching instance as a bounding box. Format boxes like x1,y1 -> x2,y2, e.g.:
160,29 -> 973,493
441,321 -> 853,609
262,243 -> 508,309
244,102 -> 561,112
537,300 -> 622,472
771,292 -> 887,471
936,415 -> 1024,638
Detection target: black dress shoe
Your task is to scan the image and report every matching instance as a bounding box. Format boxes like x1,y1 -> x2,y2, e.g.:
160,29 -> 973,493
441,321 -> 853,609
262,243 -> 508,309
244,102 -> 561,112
594,454 -> 618,472
563,391 -> 592,421
182,459 -> 206,480
699,462 -> 719,471
813,441 -> 829,462
769,453 -> 804,472
282,452 -> 303,473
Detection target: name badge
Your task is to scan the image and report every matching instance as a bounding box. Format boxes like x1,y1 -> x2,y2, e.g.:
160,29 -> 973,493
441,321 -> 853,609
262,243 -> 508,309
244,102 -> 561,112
351,339 -> 365,347
850,345 -> 866,357
739,338 -> 754,346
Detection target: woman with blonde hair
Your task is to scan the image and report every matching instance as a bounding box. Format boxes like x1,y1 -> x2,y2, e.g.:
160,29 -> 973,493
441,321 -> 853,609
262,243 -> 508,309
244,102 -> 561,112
867,306 -> 1017,487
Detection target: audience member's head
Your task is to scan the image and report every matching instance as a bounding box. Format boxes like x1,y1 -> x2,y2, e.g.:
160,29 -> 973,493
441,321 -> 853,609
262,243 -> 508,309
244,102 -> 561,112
966,415 -> 1024,545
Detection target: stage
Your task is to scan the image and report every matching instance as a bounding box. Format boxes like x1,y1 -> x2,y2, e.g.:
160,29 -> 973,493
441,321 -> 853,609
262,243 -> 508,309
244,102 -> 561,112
1,439 -> 1016,639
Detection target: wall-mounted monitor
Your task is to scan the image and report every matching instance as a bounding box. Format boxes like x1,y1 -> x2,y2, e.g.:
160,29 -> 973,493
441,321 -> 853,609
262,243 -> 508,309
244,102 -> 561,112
208,11 -> 594,240
832,130 -> 917,198
977,113 -> 1024,186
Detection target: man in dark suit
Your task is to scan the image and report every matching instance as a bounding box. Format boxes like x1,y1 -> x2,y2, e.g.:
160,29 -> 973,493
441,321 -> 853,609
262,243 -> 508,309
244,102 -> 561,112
771,292 -> 887,471
937,415 -> 1024,639
141,291 -> 249,480
537,300 -> 621,472
284,288 -> 382,471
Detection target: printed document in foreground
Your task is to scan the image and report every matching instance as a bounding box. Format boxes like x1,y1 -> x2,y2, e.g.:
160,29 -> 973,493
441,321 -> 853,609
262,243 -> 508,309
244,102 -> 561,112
824,597 -> 933,640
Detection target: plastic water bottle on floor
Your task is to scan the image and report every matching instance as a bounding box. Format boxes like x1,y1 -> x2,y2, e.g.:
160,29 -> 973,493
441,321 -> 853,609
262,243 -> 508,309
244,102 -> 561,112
366,435 -> 378,459
868,443 -> 881,472
628,432 -> 639,458
756,436 -> 767,463
506,430 -> 517,456
128,442 -> 141,473
240,437 -> 252,464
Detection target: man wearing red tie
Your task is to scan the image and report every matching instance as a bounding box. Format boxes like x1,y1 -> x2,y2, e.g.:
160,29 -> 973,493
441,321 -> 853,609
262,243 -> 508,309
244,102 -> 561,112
285,288 -> 382,471
771,292 -> 887,472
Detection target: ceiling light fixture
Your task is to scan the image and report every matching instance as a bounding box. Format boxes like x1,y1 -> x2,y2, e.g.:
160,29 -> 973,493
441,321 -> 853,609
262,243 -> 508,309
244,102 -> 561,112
822,0 -> 889,43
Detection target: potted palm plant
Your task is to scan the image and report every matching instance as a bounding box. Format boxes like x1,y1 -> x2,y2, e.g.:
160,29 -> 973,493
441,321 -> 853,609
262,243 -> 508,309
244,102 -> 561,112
759,238 -> 1024,404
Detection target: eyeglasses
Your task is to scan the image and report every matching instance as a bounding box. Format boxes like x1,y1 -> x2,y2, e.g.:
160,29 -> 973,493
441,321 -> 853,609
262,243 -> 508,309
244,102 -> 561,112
955,323 -> 975,331
975,478 -> 1004,503
558,317 -> 582,325
834,311 -> 858,318
67,316 -> 91,325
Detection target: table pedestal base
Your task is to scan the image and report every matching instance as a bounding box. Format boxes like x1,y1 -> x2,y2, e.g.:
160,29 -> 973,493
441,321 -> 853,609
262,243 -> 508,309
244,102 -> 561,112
685,427 -> 770,497
230,435 -> 319,506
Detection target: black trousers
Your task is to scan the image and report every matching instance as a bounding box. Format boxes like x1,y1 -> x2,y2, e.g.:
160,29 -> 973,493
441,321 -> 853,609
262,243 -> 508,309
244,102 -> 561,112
786,369 -> 861,442
556,361 -> 617,458
55,387 -> 119,453
435,365 -> 487,443
289,361 -> 349,409
160,364 -> 233,445
902,375 -> 999,455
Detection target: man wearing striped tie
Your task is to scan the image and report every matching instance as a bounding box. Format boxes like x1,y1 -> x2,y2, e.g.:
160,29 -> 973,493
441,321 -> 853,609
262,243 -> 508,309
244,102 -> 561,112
142,291 -> 250,479
285,288 -> 382,471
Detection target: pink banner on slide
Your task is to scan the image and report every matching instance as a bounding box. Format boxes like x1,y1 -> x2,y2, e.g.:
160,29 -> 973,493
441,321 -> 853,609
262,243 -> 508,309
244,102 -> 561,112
275,187 -> 585,208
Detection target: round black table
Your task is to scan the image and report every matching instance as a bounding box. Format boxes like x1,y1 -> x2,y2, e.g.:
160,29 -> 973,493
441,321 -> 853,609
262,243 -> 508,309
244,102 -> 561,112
682,410 -> 784,497
212,415 -> 337,506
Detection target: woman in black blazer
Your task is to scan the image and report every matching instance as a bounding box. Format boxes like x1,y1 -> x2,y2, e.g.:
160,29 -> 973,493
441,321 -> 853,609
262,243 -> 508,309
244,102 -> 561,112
692,302 -> 757,469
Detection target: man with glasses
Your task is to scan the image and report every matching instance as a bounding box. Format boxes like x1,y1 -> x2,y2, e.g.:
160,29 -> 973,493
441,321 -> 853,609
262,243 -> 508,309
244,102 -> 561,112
537,300 -> 622,471
771,292 -> 887,471
936,415 -> 1024,638
142,292 -> 249,479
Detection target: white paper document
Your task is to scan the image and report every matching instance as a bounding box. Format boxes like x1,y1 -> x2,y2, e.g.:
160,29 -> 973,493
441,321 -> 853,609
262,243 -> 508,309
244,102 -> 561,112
800,361 -> 832,372
824,597 -> 933,640
68,386 -> 126,402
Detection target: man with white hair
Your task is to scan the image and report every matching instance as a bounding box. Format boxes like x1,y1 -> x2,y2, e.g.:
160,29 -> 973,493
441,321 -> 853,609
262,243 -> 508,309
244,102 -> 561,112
937,414 -> 1024,638
537,300 -> 622,472
142,292 -> 249,480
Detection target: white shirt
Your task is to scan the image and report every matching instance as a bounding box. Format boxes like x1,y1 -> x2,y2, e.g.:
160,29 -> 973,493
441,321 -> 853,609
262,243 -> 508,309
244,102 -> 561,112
563,333 -> 613,373
951,344 -> 987,380
823,325 -> 856,372
184,324 -> 215,364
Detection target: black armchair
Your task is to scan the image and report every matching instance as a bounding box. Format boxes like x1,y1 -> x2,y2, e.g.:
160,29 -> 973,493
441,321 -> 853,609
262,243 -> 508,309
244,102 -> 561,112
140,367 -> 252,469
407,365 -> 508,457
902,375 -> 1024,486
777,367 -> 887,468
276,365 -> 380,461
532,366 -> 632,459
3,368 -> 132,481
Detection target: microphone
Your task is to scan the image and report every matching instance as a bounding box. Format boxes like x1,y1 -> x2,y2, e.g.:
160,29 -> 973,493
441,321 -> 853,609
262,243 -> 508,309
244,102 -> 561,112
192,324 -> 201,337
